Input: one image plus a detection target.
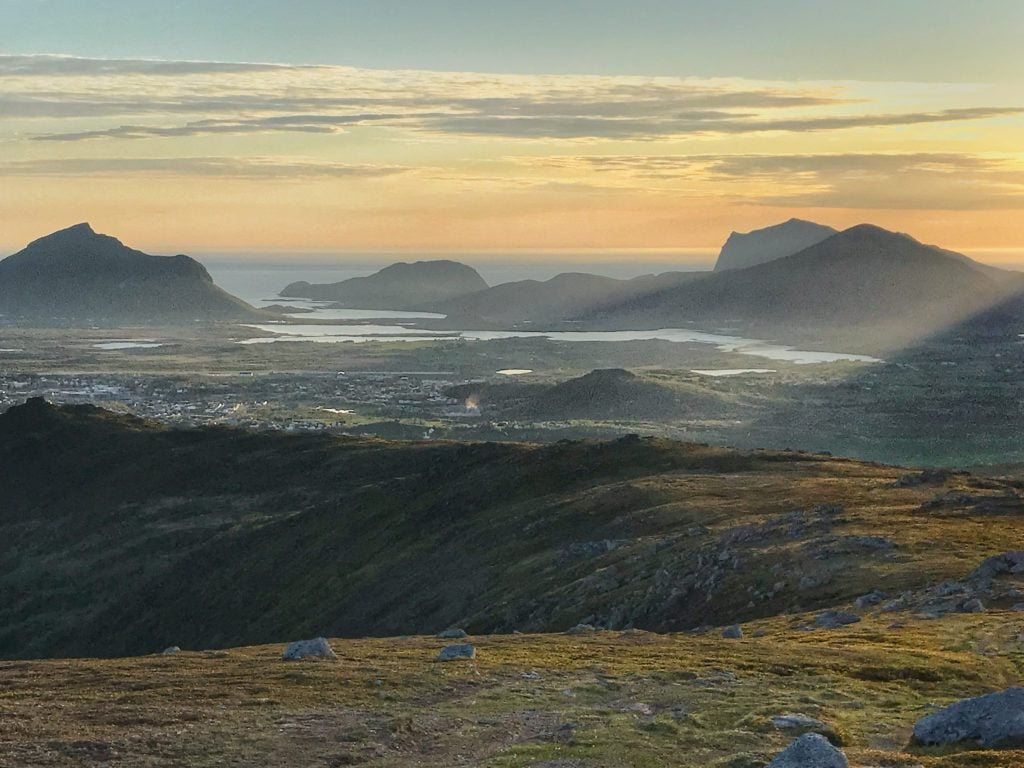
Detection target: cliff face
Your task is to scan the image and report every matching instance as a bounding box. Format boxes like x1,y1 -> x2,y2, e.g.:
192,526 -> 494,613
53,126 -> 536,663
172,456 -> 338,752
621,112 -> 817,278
714,218 -> 838,271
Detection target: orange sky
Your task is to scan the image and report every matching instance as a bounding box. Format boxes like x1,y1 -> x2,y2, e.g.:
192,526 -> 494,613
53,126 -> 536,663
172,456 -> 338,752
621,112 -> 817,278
1,57 -> 1022,258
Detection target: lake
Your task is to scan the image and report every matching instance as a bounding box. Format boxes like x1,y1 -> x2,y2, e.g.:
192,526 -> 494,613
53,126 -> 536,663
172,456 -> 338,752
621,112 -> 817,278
239,323 -> 881,364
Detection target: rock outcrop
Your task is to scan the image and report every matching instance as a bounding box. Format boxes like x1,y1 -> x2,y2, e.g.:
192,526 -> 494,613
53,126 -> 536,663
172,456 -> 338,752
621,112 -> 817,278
913,687 -> 1024,748
282,637 -> 337,661
767,732 -> 848,767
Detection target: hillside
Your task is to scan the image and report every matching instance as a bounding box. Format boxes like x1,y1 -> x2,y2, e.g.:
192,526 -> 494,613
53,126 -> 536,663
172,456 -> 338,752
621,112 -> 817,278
590,224 -> 1023,350
8,612 -> 1024,768
3,397 -> 1024,664
447,368 -> 736,421
426,270 -> 705,324
0,223 -> 259,324
280,260 -> 488,308
714,218 -> 838,271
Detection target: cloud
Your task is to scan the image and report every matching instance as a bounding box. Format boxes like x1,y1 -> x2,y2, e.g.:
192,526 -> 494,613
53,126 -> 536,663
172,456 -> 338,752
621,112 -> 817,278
0,54 -> 306,77
8,54 -> 1017,144
31,114 -> 410,141
548,152 -> 1024,209
0,156 -> 411,178
416,107 -> 1024,140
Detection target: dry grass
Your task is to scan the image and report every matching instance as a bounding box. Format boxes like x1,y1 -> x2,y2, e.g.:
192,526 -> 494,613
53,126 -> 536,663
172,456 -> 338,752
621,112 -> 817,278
3,611 -> 1024,767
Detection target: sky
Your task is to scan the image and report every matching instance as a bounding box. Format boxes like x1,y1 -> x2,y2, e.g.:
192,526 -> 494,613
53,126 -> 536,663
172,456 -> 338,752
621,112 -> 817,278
1,0 -> 1023,261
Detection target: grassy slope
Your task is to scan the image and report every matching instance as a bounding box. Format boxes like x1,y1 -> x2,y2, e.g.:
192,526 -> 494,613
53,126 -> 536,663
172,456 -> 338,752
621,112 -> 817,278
3,399 -> 1024,664
3,613 -> 1024,767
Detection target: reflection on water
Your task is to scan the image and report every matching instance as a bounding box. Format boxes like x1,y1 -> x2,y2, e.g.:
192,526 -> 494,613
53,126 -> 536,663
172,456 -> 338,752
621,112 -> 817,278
691,369 -> 777,376
284,307 -> 446,321
92,341 -> 164,350
239,323 -> 881,364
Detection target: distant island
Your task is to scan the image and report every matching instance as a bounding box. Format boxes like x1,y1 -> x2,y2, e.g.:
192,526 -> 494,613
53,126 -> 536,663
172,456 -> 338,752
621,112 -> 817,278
0,223 -> 259,324
280,259 -> 489,308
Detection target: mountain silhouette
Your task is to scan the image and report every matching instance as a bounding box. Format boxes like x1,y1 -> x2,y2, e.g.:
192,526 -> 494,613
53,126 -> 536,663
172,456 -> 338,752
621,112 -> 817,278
281,260 -> 488,308
588,224 -> 1023,352
714,218 -> 838,271
0,223 -> 257,324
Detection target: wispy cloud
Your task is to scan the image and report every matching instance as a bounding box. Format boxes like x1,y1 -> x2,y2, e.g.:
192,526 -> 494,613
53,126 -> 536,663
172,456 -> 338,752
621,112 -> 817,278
0,54 -> 309,76
543,152 -> 1024,209
0,156 -> 411,178
7,54 -> 1017,143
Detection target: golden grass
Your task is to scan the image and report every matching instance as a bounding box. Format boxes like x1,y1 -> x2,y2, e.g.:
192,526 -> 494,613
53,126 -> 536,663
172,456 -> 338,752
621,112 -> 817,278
3,612 -> 1023,767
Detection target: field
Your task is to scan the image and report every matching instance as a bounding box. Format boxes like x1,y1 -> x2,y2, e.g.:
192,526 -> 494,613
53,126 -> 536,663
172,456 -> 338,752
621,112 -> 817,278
3,613 -> 1024,767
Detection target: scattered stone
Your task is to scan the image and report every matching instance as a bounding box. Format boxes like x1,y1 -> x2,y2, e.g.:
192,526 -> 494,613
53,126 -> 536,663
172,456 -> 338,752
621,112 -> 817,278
922,492 -> 977,509
620,702 -> 655,716
960,598 -> 985,613
913,687 -> 1024,748
771,714 -> 843,746
436,628 -> 468,639
854,590 -> 887,609
895,468 -> 951,487
971,551 -> 1024,582
282,637 -> 337,661
767,733 -> 848,767
814,611 -> 861,630
798,574 -> 827,591
437,643 -> 476,662
935,580 -> 968,597
752,628 -> 768,638
1012,603 -> 1024,612
844,536 -> 895,551
722,624 -> 743,639
565,623 -> 597,635
161,646 -> 181,655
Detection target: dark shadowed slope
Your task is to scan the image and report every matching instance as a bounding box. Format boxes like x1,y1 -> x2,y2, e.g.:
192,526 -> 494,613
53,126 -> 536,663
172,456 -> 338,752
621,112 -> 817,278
714,218 -> 838,271
426,270 -> 705,324
588,224 -> 1023,352
3,397 -> 1024,660
280,260 -> 488,308
0,223 -> 259,323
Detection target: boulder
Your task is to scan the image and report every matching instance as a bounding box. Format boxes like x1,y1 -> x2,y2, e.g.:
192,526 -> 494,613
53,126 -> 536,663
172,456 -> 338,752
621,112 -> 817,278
436,628 -> 468,639
722,624 -> 743,639
565,623 -> 597,635
971,551 -> 1024,583
771,714 -> 842,746
438,643 -> 476,662
854,590 -> 887,609
161,646 -> 181,655
767,733 -> 848,767
814,611 -> 861,629
282,637 -> 337,661
913,687 -> 1024,748
959,598 -> 985,613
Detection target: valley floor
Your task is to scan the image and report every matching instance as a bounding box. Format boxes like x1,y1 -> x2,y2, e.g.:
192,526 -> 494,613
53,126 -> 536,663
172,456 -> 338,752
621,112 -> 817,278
3,613 -> 1024,767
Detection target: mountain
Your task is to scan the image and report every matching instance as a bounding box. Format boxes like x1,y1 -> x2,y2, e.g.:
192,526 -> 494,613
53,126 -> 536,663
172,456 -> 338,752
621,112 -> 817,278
0,223 -> 258,323
714,218 -> 838,271
426,270 -> 705,324
590,224 -> 1023,351
2,397 -> 1023,661
280,260 -> 488,308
